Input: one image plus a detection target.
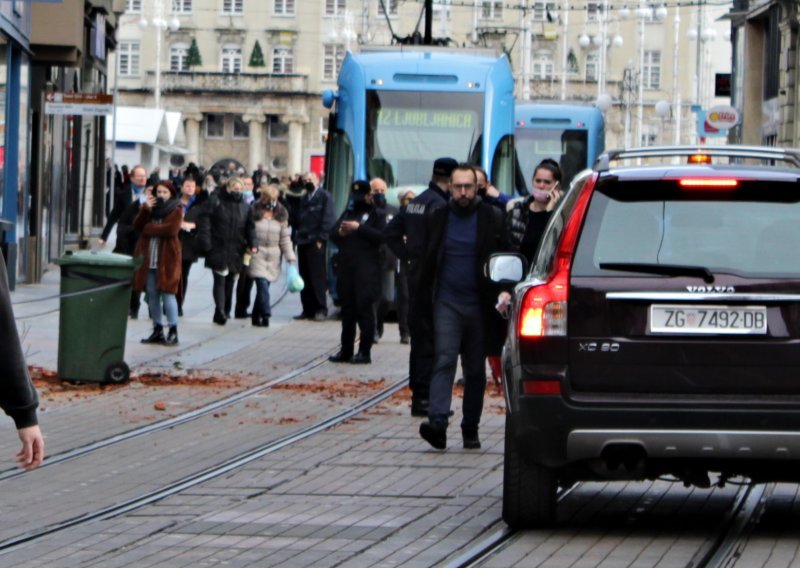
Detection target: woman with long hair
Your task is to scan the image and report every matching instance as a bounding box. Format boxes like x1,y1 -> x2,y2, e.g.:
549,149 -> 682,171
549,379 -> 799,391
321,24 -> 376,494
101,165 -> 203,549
248,184 -> 297,327
133,180 -> 183,345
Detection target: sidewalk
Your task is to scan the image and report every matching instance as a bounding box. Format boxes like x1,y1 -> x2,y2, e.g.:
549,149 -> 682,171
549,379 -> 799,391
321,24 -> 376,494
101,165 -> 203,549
11,256 -> 306,374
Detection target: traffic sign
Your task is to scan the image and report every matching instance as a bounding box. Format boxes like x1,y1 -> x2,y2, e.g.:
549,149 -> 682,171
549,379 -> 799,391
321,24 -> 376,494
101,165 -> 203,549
44,92 -> 113,116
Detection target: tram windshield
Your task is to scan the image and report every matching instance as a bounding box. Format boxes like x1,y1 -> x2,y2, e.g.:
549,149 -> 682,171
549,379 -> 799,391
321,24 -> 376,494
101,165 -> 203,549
366,90 -> 484,204
516,128 -> 588,191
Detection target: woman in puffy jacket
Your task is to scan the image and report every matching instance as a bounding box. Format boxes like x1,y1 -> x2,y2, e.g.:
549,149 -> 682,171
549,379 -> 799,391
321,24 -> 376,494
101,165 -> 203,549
248,184 -> 297,327
197,177 -> 256,325
133,180 -> 183,345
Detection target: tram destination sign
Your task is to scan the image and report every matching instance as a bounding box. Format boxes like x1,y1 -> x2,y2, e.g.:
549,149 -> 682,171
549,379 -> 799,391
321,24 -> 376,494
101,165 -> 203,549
44,92 -> 113,116
377,108 -> 476,129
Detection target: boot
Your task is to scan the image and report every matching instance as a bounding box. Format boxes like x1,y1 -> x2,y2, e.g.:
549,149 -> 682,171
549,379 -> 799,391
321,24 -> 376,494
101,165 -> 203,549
141,325 -> 165,344
462,427 -> 481,450
164,326 -> 179,346
213,311 -> 227,326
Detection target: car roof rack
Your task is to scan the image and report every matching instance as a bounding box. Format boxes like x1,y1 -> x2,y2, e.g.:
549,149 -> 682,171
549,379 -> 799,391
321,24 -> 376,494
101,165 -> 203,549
594,145 -> 800,171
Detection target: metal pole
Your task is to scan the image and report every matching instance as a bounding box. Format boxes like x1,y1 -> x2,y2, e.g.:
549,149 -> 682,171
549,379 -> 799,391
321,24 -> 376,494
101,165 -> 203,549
521,0 -> 531,101
673,7 -> 681,144
599,0 -> 609,98
637,1 -> 645,148
560,0 -> 569,101
108,31 -> 121,233
424,0 -> 432,44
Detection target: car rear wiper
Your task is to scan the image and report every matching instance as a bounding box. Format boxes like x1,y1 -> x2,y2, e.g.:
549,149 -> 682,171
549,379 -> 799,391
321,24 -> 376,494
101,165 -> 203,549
599,262 -> 715,283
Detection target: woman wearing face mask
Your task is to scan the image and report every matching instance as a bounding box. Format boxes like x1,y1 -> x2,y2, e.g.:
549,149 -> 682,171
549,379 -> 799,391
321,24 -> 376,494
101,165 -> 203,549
248,184 -> 297,327
505,159 -> 563,264
327,180 -> 387,364
133,180 -> 184,345
197,177 -> 257,325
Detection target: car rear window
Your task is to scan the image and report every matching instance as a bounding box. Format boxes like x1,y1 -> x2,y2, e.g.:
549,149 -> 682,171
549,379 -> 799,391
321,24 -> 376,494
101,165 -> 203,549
572,179 -> 800,279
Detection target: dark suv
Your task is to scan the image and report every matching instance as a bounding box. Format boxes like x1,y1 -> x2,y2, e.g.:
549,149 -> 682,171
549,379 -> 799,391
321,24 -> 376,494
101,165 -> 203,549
494,146 -> 800,528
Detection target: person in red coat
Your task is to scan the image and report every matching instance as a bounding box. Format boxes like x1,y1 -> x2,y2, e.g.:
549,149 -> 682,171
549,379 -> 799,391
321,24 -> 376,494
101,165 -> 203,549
133,180 -> 183,345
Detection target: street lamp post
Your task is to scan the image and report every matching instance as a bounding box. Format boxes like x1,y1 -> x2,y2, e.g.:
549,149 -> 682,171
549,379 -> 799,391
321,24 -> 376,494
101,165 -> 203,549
139,0 -> 179,110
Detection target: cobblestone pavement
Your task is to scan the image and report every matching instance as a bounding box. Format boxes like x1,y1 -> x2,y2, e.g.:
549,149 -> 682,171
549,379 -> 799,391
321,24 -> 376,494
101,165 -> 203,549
7,263 -> 795,567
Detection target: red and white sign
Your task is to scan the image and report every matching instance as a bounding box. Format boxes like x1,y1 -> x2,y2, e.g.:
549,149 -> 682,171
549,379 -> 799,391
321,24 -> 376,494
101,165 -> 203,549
706,106 -> 739,130
44,92 -> 113,116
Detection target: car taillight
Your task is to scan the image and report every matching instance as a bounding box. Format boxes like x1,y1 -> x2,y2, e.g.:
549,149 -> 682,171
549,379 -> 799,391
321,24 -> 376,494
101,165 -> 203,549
518,173 -> 598,338
522,379 -> 562,395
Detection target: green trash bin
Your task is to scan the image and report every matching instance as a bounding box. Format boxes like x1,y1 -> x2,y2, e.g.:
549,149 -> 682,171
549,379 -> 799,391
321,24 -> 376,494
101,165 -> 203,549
55,250 -> 139,384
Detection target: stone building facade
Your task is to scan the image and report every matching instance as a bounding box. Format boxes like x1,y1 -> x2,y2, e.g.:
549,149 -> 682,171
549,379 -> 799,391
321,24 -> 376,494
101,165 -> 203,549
113,0 -> 734,176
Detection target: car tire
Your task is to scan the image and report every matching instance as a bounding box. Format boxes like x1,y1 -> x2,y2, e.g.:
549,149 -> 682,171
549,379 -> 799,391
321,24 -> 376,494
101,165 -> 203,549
502,415 -> 558,529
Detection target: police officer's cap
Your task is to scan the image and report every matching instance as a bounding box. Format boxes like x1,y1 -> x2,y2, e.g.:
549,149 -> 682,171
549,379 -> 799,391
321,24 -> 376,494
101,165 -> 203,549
351,180 -> 371,195
432,157 -> 458,178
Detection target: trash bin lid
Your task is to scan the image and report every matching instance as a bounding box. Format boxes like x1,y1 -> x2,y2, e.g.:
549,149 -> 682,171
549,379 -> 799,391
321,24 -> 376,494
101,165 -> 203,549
55,250 -> 137,268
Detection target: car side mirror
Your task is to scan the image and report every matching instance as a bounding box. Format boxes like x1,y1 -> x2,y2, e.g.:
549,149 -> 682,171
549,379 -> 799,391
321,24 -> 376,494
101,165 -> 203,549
486,253 -> 528,284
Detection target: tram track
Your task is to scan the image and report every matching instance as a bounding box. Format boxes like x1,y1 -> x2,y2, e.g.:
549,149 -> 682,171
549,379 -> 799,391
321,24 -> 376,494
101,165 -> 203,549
0,374 -> 408,555
447,479 -> 771,568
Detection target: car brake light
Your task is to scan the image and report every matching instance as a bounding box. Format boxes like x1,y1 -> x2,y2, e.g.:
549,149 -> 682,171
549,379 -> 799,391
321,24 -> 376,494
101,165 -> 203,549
679,178 -> 739,189
518,173 -> 597,338
522,379 -> 562,395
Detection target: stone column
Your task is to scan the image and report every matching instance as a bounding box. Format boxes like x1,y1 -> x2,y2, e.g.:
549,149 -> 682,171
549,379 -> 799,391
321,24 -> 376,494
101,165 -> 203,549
183,113 -> 203,166
285,114 -> 309,175
243,113 -> 266,173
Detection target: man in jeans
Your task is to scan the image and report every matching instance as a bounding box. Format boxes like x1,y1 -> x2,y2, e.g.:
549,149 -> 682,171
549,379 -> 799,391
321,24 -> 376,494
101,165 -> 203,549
293,172 -> 336,321
415,164 -> 505,450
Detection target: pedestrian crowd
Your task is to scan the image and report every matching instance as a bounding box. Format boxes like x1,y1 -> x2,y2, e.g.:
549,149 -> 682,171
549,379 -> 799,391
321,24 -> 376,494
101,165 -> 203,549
100,155 -> 566,453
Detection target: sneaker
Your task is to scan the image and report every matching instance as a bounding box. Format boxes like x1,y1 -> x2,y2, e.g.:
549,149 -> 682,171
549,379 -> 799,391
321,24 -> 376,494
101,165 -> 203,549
462,427 -> 481,450
313,311 -> 327,322
419,421 -> 447,450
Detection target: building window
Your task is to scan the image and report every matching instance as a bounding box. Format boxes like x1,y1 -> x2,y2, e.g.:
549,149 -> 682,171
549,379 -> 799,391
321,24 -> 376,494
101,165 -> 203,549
323,44 -> 344,81
170,43 -> 189,71
222,0 -> 243,15
272,46 -> 294,74
533,2 -> 556,21
233,115 -> 249,139
481,1 -> 502,19
274,0 -> 294,15
206,114 -> 225,138
118,42 -> 140,76
125,0 -> 142,13
173,0 -> 192,13
432,0 -> 451,20
532,51 -> 554,80
325,0 -> 346,16
268,116 -> 289,140
221,45 -> 242,73
585,51 -> 598,82
587,2 -> 599,21
643,50 -> 661,89
377,0 -> 398,16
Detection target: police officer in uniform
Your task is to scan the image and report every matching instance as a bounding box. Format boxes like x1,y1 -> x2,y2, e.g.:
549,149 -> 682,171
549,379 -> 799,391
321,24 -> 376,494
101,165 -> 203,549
328,180 -> 387,364
384,157 -> 457,415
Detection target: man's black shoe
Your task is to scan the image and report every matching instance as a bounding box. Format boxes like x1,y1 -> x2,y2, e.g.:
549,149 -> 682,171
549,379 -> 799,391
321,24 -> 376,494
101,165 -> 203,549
293,313 -> 309,320
328,351 -> 352,363
400,333 -> 410,344
213,312 -> 227,326
234,311 -> 250,319
419,421 -> 447,450
410,398 -> 429,417
350,353 -> 371,364
462,428 -> 481,450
